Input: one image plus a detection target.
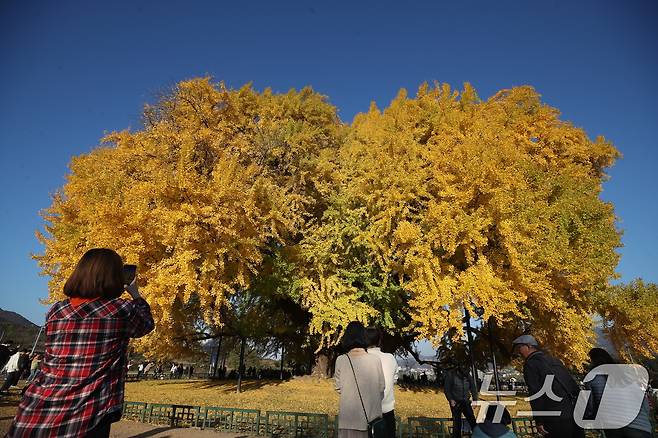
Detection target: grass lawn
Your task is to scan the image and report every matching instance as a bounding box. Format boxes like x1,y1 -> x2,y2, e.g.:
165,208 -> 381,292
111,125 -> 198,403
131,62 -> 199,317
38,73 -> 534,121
125,376 -> 531,420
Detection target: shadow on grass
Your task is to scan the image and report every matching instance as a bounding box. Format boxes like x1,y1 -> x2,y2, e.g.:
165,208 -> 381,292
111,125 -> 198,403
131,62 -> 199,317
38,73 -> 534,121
144,378 -> 291,393
197,378 -> 290,393
122,426 -> 175,437
397,384 -> 442,394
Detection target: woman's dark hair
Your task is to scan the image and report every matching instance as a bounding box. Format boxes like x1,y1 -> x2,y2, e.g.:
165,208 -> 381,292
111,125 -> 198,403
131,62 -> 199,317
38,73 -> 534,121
63,248 -> 125,299
365,327 -> 382,348
588,347 -> 617,368
341,321 -> 369,351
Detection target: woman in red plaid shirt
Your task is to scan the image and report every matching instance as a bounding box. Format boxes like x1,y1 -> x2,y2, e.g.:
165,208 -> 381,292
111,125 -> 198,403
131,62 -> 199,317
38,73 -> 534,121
7,248 -> 155,438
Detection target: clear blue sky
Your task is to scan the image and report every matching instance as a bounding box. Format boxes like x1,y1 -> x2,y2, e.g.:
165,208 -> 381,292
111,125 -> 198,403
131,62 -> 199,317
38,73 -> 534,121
1,0 -> 656,326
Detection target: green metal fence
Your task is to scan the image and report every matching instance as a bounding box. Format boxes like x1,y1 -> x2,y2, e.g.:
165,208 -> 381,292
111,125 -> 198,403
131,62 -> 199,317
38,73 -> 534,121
145,403 -> 174,425
171,404 -> 202,427
145,403 -> 201,427
202,406 -> 261,434
122,401 -> 148,423
406,417 -> 452,438
511,418 -> 540,437
265,410 -> 330,437
123,402 -> 626,437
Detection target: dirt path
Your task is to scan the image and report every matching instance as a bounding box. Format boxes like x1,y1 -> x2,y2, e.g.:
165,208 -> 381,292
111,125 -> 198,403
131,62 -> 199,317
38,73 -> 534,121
110,421 -> 256,437
1,387 -> 254,438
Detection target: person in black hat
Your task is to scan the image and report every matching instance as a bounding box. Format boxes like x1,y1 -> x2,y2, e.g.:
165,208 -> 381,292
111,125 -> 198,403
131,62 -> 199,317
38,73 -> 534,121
512,335 -> 584,438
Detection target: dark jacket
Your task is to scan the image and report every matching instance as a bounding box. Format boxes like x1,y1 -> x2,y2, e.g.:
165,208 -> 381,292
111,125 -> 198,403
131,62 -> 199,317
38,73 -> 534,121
444,368 -> 478,401
18,353 -> 30,371
0,345 -> 9,369
523,351 -> 580,425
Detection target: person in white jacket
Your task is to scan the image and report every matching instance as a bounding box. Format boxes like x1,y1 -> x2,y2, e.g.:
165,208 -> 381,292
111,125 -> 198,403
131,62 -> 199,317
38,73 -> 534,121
0,349 -> 27,394
366,327 -> 399,438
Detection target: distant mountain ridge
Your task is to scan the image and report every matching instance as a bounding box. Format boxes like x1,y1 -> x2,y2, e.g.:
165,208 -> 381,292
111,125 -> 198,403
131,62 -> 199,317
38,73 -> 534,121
0,308 -> 39,328
0,307 -> 42,350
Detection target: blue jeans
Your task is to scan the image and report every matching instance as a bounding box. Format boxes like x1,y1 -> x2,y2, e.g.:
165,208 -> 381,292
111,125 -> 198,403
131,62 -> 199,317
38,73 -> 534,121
26,369 -> 39,382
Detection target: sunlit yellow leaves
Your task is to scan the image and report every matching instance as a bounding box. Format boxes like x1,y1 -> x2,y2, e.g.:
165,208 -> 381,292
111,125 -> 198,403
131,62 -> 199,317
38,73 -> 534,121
297,82 -> 622,366
36,78 -> 341,358
35,78 -> 631,367
595,280 -> 658,361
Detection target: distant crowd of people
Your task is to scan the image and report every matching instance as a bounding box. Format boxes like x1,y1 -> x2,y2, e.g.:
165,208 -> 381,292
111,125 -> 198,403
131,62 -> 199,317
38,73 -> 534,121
129,361 -> 194,379
124,361 -> 294,381
0,346 -> 42,395
1,248 -> 656,438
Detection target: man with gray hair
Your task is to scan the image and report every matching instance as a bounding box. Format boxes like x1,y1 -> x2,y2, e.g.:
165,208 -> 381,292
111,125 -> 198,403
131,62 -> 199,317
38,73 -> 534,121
513,335 -> 584,438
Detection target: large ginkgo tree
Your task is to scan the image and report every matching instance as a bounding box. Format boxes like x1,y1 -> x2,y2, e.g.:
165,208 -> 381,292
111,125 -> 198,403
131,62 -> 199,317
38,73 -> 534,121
36,78 -> 656,368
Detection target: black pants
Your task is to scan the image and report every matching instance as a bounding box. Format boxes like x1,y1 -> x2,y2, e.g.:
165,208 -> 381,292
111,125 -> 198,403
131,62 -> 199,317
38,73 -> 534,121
86,416 -> 114,438
0,371 -> 20,392
383,410 -> 396,438
450,400 -> 476,438
542,418 -> 585,438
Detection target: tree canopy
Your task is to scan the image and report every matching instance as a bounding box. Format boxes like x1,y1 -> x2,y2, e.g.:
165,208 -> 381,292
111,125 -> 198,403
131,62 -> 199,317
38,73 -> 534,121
36,78 -> 341,357
292,83 -> 621,366
36,77 -> 652,368
595,279 -> 658,361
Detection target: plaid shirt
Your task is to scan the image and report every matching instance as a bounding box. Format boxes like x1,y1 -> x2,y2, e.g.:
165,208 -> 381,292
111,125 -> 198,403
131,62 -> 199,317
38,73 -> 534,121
7,297 -> 154,437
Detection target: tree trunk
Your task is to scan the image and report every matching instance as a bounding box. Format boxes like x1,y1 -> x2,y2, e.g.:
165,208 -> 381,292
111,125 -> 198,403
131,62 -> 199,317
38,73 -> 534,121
464,307 -> 480,399
279,342 -> 285,380
211,335 -> 222,377
236,336 -> 246,393
310,352 -> 331,378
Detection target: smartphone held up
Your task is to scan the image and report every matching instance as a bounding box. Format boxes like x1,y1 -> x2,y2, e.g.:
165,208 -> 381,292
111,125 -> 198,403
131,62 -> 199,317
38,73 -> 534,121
123,264 -> 137,286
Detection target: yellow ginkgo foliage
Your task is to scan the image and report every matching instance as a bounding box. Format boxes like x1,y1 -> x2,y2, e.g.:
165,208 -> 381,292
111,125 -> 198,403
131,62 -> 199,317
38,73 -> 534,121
296,83 -> 621,367
595,280 -> 658,361
35,78 -> 341,358
37,78 -> 633,368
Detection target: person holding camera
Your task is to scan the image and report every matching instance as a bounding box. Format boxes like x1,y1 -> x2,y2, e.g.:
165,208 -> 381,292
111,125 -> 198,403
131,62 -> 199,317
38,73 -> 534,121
7,248 -> 154,438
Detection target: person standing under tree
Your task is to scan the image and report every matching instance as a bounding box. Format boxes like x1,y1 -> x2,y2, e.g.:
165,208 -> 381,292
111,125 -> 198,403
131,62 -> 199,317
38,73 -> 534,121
444,362 -> 478,438
7,248 -> 154,438
27,354 -> 42,383
0,349 -> 26,394
17,349 -> 30,380
366,327 -> 399,438
512,335 -> 584,438
587,348 -> 653,438
334,321 -> 385,438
